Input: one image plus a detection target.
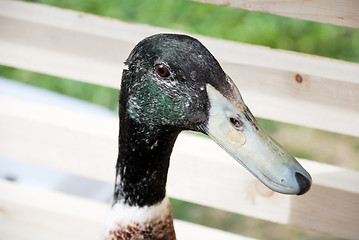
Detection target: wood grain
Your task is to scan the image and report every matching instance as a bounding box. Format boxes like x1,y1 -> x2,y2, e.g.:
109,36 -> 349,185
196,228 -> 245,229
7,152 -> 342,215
194,0 -> 359,28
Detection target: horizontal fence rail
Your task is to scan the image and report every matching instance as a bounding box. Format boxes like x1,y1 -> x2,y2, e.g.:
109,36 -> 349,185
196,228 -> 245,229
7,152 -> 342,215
194,0 -> 359,28
1,0 -> 359,137
0,179 -> 254,240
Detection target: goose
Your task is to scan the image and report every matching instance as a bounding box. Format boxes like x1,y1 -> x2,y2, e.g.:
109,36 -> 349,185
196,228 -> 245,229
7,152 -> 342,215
104,34 -> 311,240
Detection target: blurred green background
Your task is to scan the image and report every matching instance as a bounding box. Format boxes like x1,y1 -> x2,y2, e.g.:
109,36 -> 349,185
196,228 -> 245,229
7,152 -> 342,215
1,0 -> 359,239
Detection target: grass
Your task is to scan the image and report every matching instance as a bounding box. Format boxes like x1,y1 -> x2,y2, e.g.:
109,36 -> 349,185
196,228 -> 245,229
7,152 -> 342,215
2,0 -> 359,239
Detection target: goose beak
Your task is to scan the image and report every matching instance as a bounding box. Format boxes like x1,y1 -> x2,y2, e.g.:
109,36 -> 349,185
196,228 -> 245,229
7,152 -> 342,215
204,78 -> 311,195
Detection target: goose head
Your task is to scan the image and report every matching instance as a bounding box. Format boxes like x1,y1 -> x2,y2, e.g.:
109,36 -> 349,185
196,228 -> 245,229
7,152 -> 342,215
118,33 -> 311,200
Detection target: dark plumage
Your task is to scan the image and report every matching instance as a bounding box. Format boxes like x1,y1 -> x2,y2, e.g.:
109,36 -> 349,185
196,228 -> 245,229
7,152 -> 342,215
114,34 -> 229,207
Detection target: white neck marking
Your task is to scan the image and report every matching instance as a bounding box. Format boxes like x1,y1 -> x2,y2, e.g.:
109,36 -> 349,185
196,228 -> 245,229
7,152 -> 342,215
104,197 -> 171,234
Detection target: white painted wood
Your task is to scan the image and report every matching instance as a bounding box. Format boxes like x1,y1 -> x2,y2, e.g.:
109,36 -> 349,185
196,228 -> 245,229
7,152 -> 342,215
0,95 -> 117,182
174,220 -> 257,240
0,95 -> 358,239
0,179 -> 256,240
1,0 -> 359,136
0,180 -> 106,240
194,0 -> 359,28
0,1 -> 358,239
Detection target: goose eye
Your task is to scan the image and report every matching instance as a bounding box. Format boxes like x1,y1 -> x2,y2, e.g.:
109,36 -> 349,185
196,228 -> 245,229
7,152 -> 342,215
155,64 -> 170,78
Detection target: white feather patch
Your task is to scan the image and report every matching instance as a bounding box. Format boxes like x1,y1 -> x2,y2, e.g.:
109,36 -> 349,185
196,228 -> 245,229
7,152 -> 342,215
104,197 -> 171,234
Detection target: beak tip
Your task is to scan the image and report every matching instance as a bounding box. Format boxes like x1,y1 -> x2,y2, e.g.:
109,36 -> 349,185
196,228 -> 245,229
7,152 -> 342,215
295,172 -> 312,195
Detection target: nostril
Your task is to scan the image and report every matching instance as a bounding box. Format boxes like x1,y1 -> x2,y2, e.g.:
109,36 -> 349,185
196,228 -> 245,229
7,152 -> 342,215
295,172 -> 311,195
229,117 -> 243,131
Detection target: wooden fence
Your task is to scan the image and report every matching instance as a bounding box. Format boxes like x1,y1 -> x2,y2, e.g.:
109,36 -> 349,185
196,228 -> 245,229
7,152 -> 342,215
0,0 -> 358,239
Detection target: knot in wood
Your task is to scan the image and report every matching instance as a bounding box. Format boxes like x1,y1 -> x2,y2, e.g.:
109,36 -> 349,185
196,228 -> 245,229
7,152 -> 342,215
295,74 -> 303,83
